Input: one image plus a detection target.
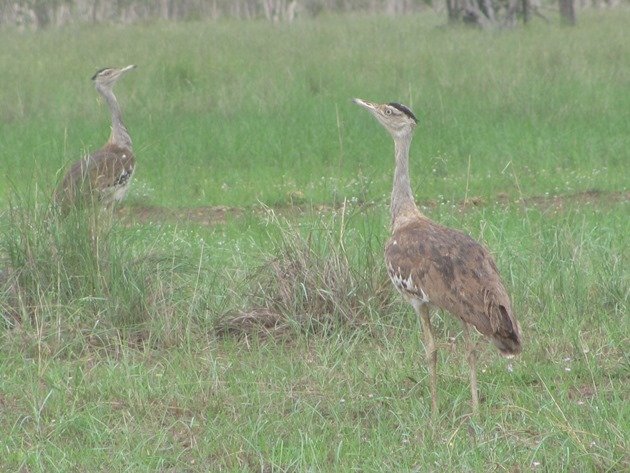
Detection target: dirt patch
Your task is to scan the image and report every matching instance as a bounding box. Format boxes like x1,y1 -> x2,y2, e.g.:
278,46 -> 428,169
509,189 -> 627,211
114,190 -> 629,227
457,189 -> 629,212
115,204 -> 243,226
568,384 -> 598,401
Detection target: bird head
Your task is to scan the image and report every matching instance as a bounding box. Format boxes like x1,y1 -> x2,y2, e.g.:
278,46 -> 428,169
92,65 -> 136,89
353,98 -> 417,139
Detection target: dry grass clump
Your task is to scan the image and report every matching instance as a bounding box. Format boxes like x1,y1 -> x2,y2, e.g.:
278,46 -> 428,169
0,190 -> 210,353
218,207 -> 395,337
0,265 -> 20,325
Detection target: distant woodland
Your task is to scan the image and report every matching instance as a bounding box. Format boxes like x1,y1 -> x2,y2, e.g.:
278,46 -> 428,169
0,0 -> 622,28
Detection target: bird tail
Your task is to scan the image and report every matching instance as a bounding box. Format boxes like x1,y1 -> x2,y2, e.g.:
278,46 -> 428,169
491,305 -> 522,357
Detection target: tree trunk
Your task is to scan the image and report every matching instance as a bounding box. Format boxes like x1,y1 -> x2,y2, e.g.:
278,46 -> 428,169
522,0 -> 531,23
446,0 -> 460,22
559,0 -> 576,25
446,0 -> 542,28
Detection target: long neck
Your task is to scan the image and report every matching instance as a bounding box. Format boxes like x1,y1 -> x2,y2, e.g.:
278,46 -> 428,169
98,84 -> 132,150
390,132 -> 418,226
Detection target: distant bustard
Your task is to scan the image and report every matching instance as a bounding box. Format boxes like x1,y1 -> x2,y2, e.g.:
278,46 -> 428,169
353,98 -> 522,415
55,65 -> 137,209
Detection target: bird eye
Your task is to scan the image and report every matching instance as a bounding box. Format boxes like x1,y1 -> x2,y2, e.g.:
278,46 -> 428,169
385,109 -> 392,115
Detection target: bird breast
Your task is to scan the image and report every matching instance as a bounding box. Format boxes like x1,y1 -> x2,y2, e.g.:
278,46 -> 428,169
108,167 -> 134,202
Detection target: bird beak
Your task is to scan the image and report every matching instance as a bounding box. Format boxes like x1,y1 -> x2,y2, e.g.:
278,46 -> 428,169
121,64 -> 137,74
352,98 -> 377,112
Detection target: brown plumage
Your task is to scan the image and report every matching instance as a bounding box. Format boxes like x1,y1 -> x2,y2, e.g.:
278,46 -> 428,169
55,65 -> 136,209
387,216 -> 521,356
353,98 -> 522,415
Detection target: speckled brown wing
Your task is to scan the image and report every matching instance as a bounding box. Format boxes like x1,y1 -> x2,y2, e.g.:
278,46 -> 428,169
56,144 -> 135,206
385,217 -> 522,356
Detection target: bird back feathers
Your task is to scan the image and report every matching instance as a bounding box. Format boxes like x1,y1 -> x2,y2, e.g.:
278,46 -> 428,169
385,216 -> 522,355
55,144 -> 135,208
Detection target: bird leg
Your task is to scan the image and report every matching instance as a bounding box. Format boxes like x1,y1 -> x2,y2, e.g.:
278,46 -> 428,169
417,303 -> 438,416
462,322 -> 479,415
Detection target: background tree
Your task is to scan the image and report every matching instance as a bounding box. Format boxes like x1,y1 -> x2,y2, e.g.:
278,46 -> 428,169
559,0 -> 576,25
0,0 -> 609,28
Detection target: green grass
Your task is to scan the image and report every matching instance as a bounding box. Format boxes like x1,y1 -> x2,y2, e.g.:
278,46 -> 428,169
1,10 -> 629,472
1,11 -> 628,207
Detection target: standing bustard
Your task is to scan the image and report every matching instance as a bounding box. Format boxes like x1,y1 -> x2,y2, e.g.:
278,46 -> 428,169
353,98 -> 522,415
55,65 -> 137,208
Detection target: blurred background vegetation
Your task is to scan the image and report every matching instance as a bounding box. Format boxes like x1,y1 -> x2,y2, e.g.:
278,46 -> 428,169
0,0 -> 622,29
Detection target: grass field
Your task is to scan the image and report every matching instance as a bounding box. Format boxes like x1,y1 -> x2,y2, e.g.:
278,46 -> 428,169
1,9 -> 629,472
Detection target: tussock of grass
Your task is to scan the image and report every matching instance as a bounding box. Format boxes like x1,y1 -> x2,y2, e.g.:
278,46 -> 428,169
218,206 -> 395,337
0,189 -> 213,354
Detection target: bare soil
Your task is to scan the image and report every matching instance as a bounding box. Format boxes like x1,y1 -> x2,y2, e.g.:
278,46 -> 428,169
115,190 -> 629,227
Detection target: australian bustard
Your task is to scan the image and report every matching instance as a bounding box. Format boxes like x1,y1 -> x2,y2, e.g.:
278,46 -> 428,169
353,98 -> 522,415
55,65 -> 137,209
